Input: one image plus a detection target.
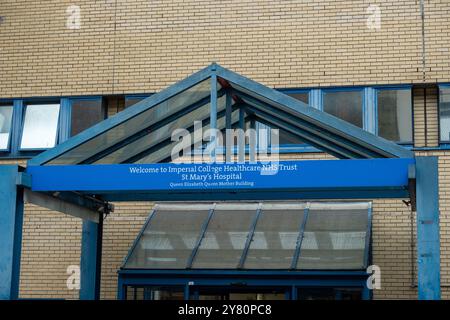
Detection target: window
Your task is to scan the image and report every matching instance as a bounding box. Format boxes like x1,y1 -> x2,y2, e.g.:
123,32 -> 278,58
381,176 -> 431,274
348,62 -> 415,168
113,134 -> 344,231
287,92 -> 309,104
0,104 -> 13,150
125,95 -> 150,108
20,103 -> 60,150
439,86 -> 450,142
70,99 -> 105,136
323,90 -> 363,128
377,89 -> 412,143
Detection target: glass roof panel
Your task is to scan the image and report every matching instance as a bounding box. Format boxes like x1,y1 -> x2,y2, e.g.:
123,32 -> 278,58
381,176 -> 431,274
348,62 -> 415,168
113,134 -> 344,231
46,79 -> 213,165
122,202 -> 371,270
191,203 -> 258,269
93,94 -> 227,164
123,204 -> 211,269
243,203 -> 306,269
134,107 -> 240,164
296,202 -> 370,270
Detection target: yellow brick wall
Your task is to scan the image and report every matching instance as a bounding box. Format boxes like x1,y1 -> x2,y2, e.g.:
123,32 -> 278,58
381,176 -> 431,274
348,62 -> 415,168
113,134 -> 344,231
0,0 -> 449,300
413,86 -> 439,147
1,0 -> 448,97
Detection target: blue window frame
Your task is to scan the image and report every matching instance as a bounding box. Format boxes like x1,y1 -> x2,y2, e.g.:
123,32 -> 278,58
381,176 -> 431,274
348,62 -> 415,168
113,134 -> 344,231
0,98 -> 63,158
0,103 -> 14,151
439,84 -> 450,143
267,85 -> 413,151
0,84 -> 415,158
0,96 -> 108,158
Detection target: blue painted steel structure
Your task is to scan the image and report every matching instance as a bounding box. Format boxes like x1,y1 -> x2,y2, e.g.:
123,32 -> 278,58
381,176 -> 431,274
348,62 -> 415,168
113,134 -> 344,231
0,165 -> 24,300
80,218 -> 103,300
26,159 -> 413,197
116,269 -> 371,300
0,64 -> 441,300
415,157 -> 441,300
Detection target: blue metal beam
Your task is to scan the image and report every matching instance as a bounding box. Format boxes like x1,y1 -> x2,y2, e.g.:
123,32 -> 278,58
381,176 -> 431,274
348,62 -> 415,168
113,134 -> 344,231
27,158 -> 414,195
96,189 -> 410,202
363,203 -> 373,268
210,68 -> 218,162
238,205 -> 262,269
121,208 -> 157,267
291,205 -> 309,269
80,217 -> 103,300
415,157 -> 441,300
186,205 -> 216,269
0,165 -> 24,300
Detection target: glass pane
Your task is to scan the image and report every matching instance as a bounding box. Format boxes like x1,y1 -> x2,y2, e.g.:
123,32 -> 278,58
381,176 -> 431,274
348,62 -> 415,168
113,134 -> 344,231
95,94 -> 226,164
125,96 -> 149,108
124,204 -> 211,269
323,90 -> 363,128
287,92 -> 309,104
244,203 -> 305,269
297,202 -> 370,270
0,105 -> 13,150
440,87 -> 450,142
195,288 -> 287,300
70,99 -> 104,136
47,79 -> 213,164
135,108 -> 239,164
20,104 -> 60,149
377,89 -> 412,142
126,286 -> 184,300
255,121 -> 305,146
278,131 -> 305,145
192,203 -> 258,268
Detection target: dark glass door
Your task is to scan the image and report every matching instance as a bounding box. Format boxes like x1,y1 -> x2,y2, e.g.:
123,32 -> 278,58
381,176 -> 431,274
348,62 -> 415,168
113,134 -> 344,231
190,286 -> 289,300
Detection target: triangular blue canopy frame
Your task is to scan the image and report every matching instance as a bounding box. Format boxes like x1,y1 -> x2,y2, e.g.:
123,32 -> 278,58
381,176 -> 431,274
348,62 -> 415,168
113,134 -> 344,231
28,63 -> 413,167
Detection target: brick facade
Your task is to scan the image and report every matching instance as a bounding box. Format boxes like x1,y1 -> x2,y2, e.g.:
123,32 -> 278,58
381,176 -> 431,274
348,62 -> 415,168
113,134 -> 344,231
0,0 -> 449,299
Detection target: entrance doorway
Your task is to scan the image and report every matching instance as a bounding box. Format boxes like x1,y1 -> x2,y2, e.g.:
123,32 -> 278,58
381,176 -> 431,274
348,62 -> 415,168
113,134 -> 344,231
118,202 -> 372,300
122,284 -> 364,300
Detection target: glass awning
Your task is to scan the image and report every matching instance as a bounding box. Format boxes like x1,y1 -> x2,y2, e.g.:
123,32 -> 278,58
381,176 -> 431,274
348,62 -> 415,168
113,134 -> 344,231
28,64 -> 413,166
122,202 -> 372,270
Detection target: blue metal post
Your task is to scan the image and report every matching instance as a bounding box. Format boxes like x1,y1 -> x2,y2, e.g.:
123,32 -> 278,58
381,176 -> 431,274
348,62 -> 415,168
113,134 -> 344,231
117,276 -> 126,300
80,216 -> 103,300
362,284 -> 371,300
415,156 -> 441,300
0,165 -> 24,300
184,283 -> 190,300
210,65 -> 218,162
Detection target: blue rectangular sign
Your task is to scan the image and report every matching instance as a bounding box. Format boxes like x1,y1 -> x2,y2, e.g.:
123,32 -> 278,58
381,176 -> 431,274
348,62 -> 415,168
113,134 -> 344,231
27,158 -> 414,193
